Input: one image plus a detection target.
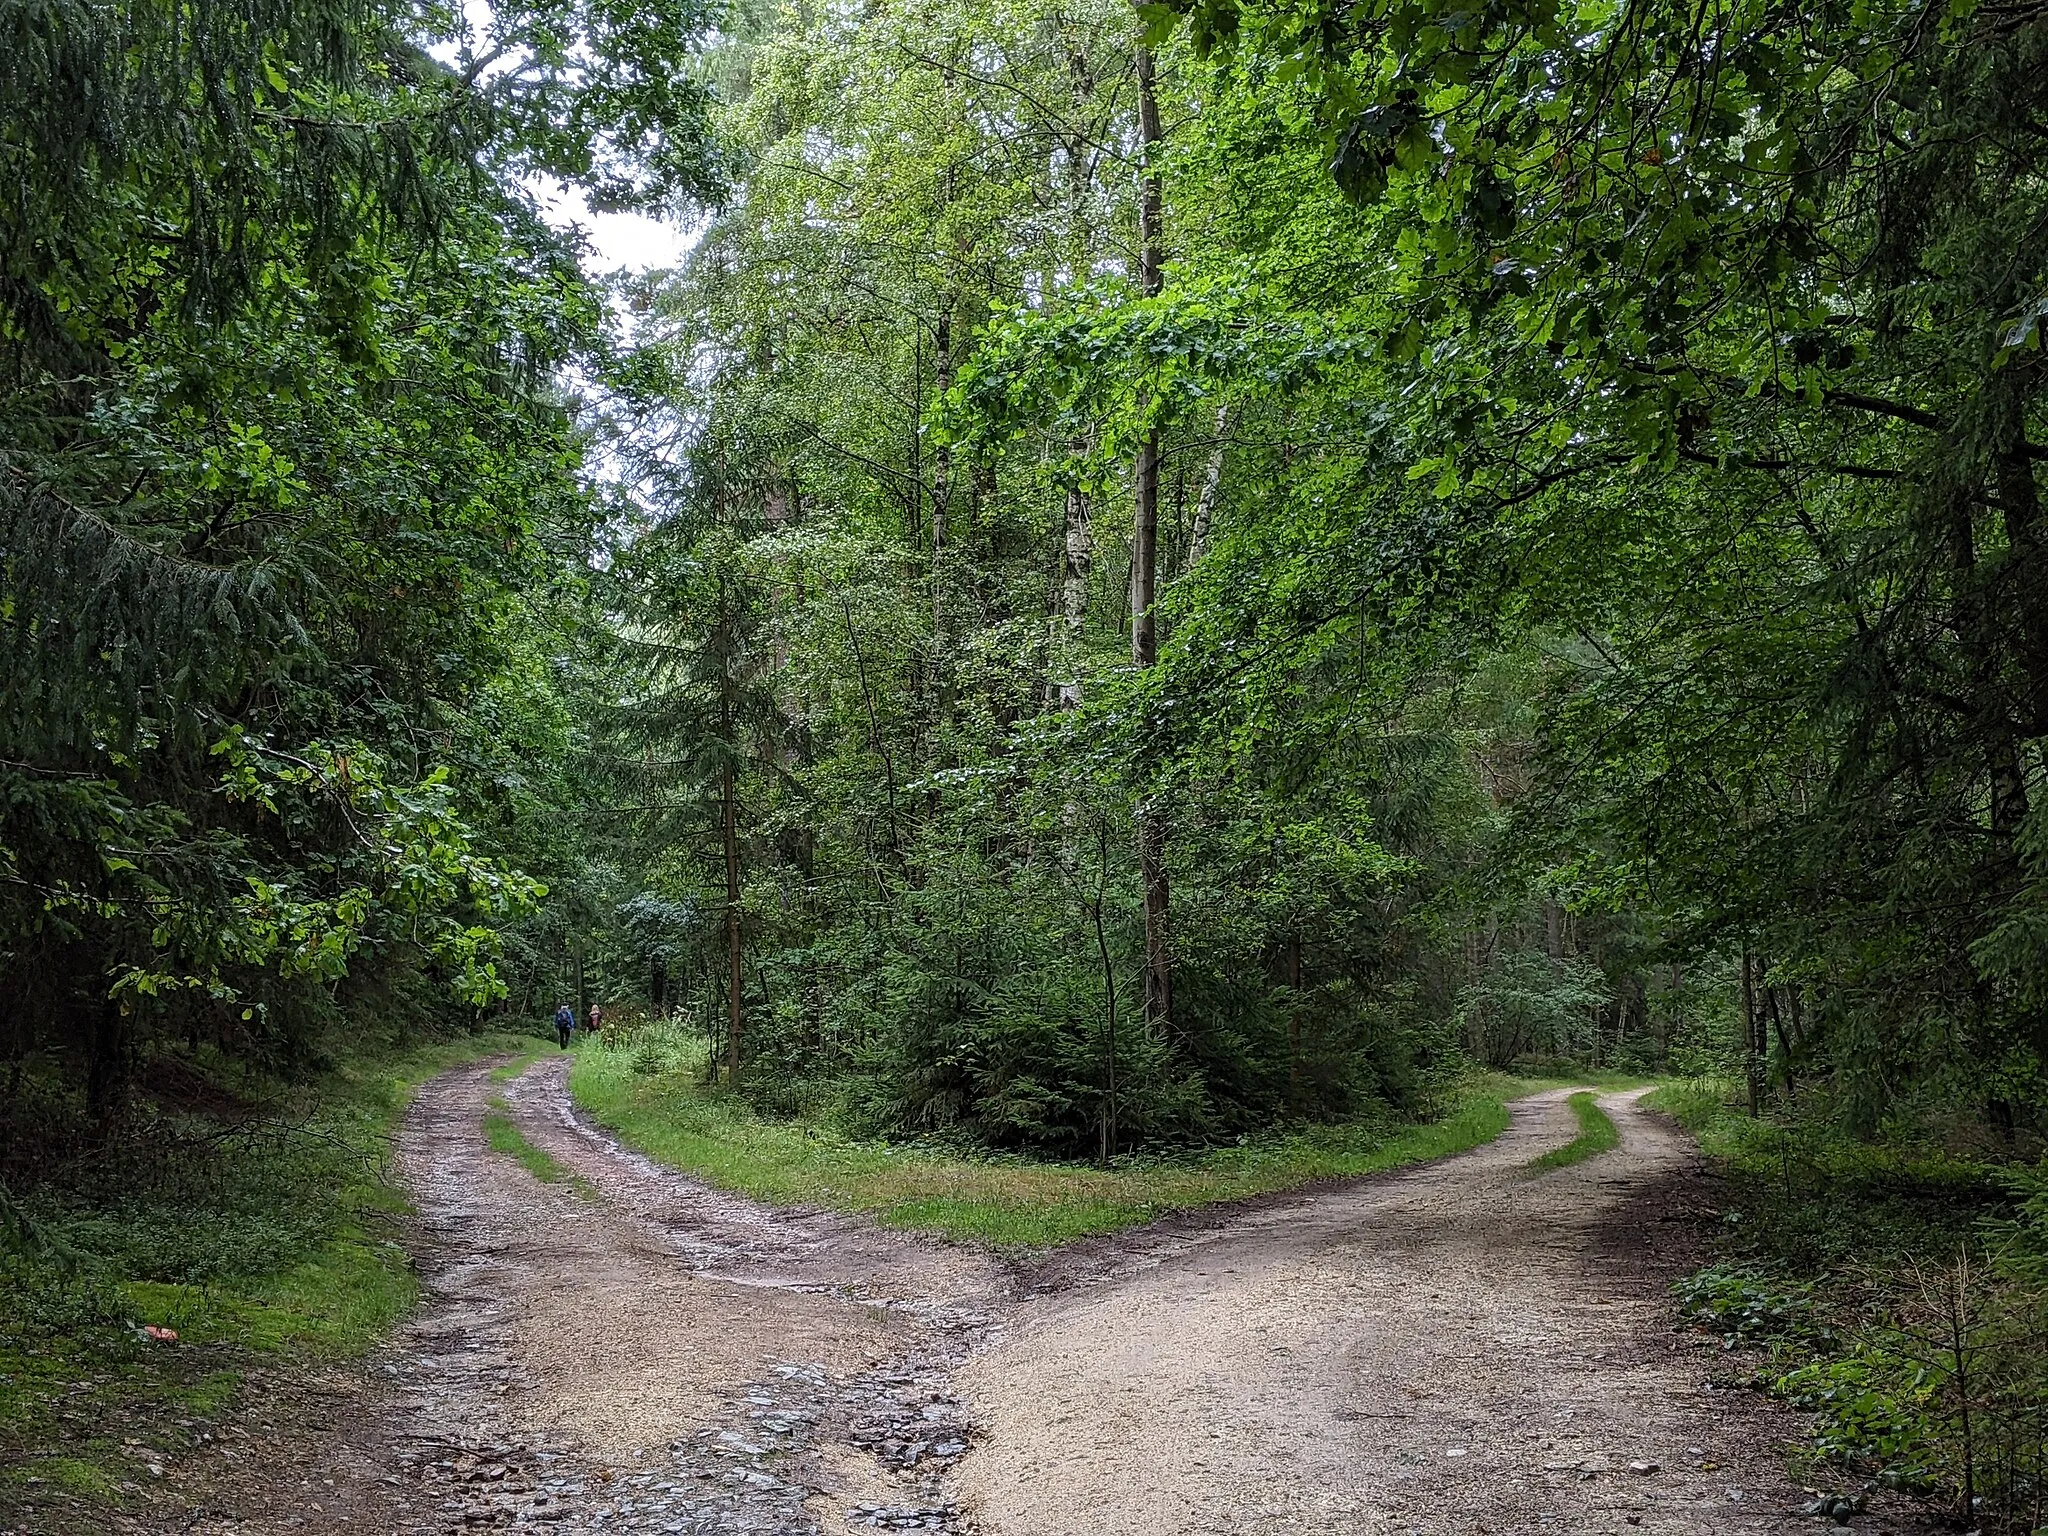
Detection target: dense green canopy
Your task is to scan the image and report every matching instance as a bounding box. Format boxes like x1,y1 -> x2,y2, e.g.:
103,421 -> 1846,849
6,3 -> 2044,1525
6,0 -> 2043,1161
0,0 -> 718,1144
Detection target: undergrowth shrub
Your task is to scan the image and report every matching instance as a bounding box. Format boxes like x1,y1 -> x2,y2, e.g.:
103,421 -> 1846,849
0,1024 -> 533,1506
1660,1083 -> 2048,1531
1673,1262 -> 1836,1352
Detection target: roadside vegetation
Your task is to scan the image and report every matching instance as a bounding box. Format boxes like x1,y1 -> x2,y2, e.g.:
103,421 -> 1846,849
1653,1080 -> 2048,1531
7,0 -> 2048,1528
0,1031 -> 539,1526
567,1020 -> 1609,1246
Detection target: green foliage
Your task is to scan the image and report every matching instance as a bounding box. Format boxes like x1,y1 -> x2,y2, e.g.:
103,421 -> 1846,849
1776,1352 -> 1943,1494
1661,1083 -> 2048,1528
1991,1155 -> 2048,1284
1,0 -> 721,1145
11,0 -> 2046,1518
926,0 -> 2048,1136
570,0 -> 1917,1157
1673,1262 -> 1835,1352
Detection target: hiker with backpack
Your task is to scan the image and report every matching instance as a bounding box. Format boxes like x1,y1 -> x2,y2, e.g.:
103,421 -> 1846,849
554,1002 -> 575,1049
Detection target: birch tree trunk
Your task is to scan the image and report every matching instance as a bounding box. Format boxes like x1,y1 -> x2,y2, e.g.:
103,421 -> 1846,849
1057,472 -> 1091,709
1187,404 -> 1228,568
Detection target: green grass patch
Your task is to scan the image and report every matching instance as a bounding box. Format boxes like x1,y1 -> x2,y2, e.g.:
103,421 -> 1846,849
569,1037 -> 1563,1249
482,1097 -> 595,1198
1527,1090 -> 1620,1172
489,1050 -> 545,1084
1643,1078 -> 2000,1263
1,1455 -> 121,1500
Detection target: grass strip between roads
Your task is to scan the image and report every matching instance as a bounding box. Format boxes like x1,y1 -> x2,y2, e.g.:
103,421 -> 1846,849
568,1043 -> 1622,1248
484,1093 -> 596,1199
1526,1090 -> 1620,1172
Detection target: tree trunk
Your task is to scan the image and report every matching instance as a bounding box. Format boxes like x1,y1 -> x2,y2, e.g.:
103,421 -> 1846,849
1133,432 -> 1160,667
1948,497 -> 2029,838
1186,404 -> 1228,568
1132,30 -> 1172,1037
1093,823 -> 1118,1165
909,329 -> 922,551
1742,947 -> 1762,1117
1138,812 -> 1172,1031
1767,986 -> 1795,1092
1134,41 -> 1163,296
722,754 -> 744,1087
1057,469 -> 1091,709
1286,934 -> 1303,1105
1996,446 -> 2048,738
87,995 -> 127,1123
933,308 -> 952,639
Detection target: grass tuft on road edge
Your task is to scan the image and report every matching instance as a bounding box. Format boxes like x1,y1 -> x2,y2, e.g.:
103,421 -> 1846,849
489,1049 -> 547,1083
1526,1090 -> 1619,1172
568,1036 -> 1596,1248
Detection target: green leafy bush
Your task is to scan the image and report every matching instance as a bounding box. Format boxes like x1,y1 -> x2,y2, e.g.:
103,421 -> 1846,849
1775,1353 -> 1939,1492
1673,1262 -> 1835,1351
1663,1087 -> 2048,1530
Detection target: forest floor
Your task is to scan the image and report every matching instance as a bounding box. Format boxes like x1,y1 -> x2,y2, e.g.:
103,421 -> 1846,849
112,1058 -> 1940,1536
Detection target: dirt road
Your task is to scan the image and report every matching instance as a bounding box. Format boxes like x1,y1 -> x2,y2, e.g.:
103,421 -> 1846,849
959,1088 -> 1828,1535
165,1062 -> 1913,1536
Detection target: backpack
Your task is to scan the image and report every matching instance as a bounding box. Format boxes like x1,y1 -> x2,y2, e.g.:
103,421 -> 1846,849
556,1006 -> 573,1028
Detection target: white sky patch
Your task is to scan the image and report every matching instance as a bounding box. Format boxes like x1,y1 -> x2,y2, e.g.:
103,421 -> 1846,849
526,179 -> 705,277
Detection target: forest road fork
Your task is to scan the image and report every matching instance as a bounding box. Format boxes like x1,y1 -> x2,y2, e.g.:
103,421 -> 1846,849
166,1070 -> 1929,1536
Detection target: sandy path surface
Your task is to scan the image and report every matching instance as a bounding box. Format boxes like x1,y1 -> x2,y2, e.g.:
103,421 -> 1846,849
957,1088 -> 1872,1535
155,1064 -> 1925,1536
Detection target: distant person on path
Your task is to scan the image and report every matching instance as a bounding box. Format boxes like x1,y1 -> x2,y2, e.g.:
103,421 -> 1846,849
587,1001 -> 603,1036
554,1003 -> 575,1049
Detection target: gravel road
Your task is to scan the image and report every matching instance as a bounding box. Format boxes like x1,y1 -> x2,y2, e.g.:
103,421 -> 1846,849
958,1087 -> 1874,1535
154,1060 -> 1926,1536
